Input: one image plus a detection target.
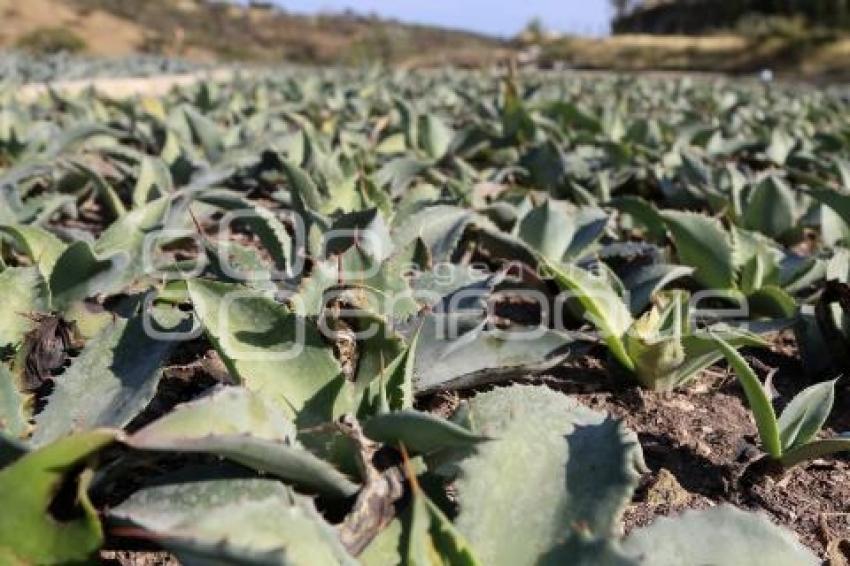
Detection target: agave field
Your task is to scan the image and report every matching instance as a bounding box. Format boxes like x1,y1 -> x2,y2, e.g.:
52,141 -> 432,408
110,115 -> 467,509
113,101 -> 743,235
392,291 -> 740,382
1,68 -> 850,564
0,52 -> 206,84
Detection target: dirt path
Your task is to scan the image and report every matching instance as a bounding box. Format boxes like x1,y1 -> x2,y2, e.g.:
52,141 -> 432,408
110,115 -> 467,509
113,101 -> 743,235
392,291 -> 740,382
16,68 -> 236,101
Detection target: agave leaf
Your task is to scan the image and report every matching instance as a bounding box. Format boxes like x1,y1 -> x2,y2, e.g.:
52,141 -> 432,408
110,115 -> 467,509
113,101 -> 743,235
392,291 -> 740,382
132,156 -> 173,208
364,410 -> 486,455
289,258 -> 341,317
411,264 -> 490,306
392,205 -> 475,263
747,285 -> 797,318
182,105 -> 224,161
418,114 -> 454,160
454,385 -> 644,566
281,158 -> 327,214
129,386 -> 296,445
0,430 -> 115,565
662,328 -> 767,391
43,123 -> 123,159
31,309 -> 189,447
502,79 -> 535,143
714,334 -> 782,459
660,210 -> 735,290
777,379 -> 837,452
372,328 -> 417,413
781,256 -> 824,295
50,197 -> 171,309
361,519 -> 403,566
294,245 -> 419,319
469,223 -> 539,267
623,506 -> 816,565
402,478 -> 481,566
540,258 -> 634,371
376,157 -> 430,196
69,160 -> 127,219
140,435 -> 359,499
196,190 -> 292,273
741,176 -> 797,241
563,207 -> 609,259
413,313 -> 572,393
794,304 -> 835,376
187,279 -> 350,427
624,309 -> 687,392
326,208 -> 393,263
110,478 -> 356,565
126,387 -> 359,498
766,129 -> 796,165
627,294 -> 769,391
0,267 -> 49,348
543,100 -> 602,134
731,227 -> 782,284
621,264 -> 694,315
358,175 -> 394,219
517,200 -> 607,262
94,196 -> 170,263
0,224 -> 66,278
807,186 -> 850,233
0,364 -> 28,440
820,203 -> 850,248
520,142 -> 567,194
48,241 -> 130,311
779,434 -> 850,468
376,132 -> 407,155
204,238 -> 277,291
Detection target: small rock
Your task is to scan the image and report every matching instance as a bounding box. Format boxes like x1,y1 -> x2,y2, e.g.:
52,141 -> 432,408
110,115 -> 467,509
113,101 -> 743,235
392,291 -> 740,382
645,468 -> 692,507
667,398 -> 695,412
692,439 -> 713,458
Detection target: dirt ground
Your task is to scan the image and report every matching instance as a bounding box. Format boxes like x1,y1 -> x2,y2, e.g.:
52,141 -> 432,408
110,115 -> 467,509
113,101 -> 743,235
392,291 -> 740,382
534,331 -> 850,562
417,327 -> 850,562
15,69 -> 235,101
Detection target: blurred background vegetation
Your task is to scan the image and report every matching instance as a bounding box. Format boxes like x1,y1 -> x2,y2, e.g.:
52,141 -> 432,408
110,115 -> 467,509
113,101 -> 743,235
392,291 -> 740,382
527,0 -> 850,81
1,0 -> 849,82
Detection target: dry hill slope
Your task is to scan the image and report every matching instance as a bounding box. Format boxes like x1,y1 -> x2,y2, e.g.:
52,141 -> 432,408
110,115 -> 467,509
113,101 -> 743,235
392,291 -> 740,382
0,0 -> 509,67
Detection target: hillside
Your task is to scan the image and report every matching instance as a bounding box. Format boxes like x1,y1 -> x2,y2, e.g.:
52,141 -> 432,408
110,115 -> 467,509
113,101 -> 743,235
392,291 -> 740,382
2,0 -> 850,82
0,0 -> 509,67
537,33 -> 850,82
614,0 -> 850,35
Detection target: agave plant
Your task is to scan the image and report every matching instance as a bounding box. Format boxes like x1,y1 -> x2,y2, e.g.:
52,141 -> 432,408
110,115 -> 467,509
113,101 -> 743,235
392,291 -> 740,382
542,258 -> 766,391
0,60 -> 848,563
0,385 -> 821,565
715,335 -> 850,471
612,206 -> 820,319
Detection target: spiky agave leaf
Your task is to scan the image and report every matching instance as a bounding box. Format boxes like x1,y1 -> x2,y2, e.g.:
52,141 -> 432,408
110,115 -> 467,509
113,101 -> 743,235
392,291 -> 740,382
110,478 -> 357,566
0,430 -> 116,564
453,385 -> 645,566
126,387 -> 360,498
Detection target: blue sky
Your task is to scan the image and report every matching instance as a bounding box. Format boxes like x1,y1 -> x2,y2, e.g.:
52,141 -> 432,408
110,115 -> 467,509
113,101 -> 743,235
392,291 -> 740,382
270,1 -> 613,37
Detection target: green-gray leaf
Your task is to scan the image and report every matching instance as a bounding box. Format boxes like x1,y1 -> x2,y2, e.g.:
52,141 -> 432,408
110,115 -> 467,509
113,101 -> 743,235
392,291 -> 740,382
31,309 -> 188,447
127,387 -> 358,498
0,267 -> 49,348
110,478 -> 356,565
364,410 -> 486,454
187,279 -> 349,427
661,210 -> 735,290
622,506 -> 817,566
778,379 -> 837,452
454,385 -> 644,566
